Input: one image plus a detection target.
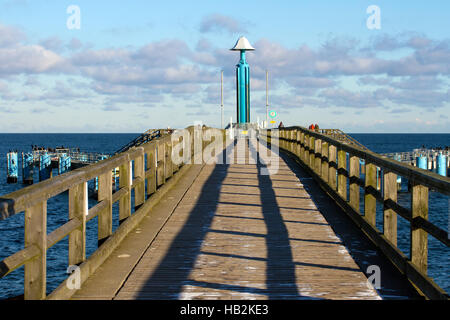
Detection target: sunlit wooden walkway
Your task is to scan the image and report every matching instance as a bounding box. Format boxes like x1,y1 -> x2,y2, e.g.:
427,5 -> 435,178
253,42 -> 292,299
73,140 -> 381,300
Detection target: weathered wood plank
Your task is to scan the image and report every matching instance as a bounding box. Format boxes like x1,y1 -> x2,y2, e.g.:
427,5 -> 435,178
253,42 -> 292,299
98,171 -> 112,245
134,154 -> 146,209
328,145 -> 337,191
111,141 -> 380,300
411,183 -> 428,274
24,201 -> 47,300
119,161 -> 132,223
314,138 -> 322,176
321,141 -> 329,183
157,141 -> 166,187
383,171 -> 398,246
0,245 -> 40,278
364,162 -> 377,227
337,150 -> 347,201
165,140 -> 173,179
146,145 -> 157,196
349,155 -> 360,211
309,136 -> 315,170
69,182 -> 87,266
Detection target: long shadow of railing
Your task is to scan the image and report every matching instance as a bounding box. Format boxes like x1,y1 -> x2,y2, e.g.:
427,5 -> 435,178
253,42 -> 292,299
135,142 -> 233,299
134,138 -> 308,299
248,139 -> 301,299
274,141 -> 422,299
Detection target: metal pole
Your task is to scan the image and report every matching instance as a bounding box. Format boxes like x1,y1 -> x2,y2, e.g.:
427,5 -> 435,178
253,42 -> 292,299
266,70 -> 269,128
221,70 -> 224,129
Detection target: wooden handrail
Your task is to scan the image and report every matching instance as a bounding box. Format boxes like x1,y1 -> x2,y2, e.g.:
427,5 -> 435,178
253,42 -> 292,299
0,126 -> 215,300
279,127 -> 450,195
261,126 -> 449,300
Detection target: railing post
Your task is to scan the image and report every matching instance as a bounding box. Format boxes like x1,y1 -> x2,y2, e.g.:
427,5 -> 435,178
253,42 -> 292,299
193,126 -> 203,164
24,201 -> 47,300
98,171 -> 112,246
328,145 -> 337,190
349,155 -> 360,212
314,138 -> 322,175
134,152 -> 145,210
296,130 -> 301,158
286,130 -> 290,152
337,149 -> 347,200
383,170 -> 397,246
69,182 -> 87,265
157,140 -> 166,186
119,160 -> 132,223
279,130 -> 284,150
173,133 -> 182,172
309,136 -> 315,170
321,141 -> 329,183
411,183 -> 428,274
146,144 -> 157,196
287,130 -> 291,152
279,130 -> 283,150
364,162 -> 377,227
304,134 -> 310,167
290,129 -> 297,154
300,132 -> 305,163
165,138 -> 173,179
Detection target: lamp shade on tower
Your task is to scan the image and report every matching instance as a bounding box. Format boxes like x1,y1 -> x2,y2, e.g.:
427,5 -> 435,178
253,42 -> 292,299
231,37 -> 254,124
231,37 -> 255,51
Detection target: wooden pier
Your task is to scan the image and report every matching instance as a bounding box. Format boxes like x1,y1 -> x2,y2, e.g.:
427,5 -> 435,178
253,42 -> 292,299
0,126 -> 448,300
72,140 -> 381,300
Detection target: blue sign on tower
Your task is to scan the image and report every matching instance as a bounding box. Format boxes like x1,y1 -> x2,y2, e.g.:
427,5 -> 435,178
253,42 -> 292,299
231,37 -> 254,124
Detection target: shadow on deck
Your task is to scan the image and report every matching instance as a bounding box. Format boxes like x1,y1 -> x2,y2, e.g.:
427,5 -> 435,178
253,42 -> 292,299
79,138 -> 421,300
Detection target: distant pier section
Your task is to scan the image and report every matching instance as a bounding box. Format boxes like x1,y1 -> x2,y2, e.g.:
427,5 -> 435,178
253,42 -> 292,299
6,147 -> 109,187
5,129 -> 168,186
382,148 -> 450,177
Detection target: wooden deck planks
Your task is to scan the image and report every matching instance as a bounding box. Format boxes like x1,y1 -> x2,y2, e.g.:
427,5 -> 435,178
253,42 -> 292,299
112,140 -> 380,300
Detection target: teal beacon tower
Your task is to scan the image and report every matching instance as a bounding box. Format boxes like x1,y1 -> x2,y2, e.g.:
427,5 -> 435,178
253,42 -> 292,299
231,37 -> 254,124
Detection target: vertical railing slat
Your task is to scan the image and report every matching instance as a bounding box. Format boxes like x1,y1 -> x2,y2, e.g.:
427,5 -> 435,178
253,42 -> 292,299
146,145 -> 157,196
98,171 -> 112,246
119,161 -> 131,223
69,182 -> 87,266
296,130 -> 301,159
383,171 -> 398,246
24,201 -> 47,300
134,152 -> 145,210
309,136 -> 315,170
349,155 -> 360,212
290,130 -> 295,155
166,138 -> 173,179
411,183 -> 428,274
314,138 -> 322,175
364,162 -> 377,227
157,140 -> 166,186
321,141 -> 329,183
303,133 -> 309,167
328,144 -> 337,190
337,149 -> 347,200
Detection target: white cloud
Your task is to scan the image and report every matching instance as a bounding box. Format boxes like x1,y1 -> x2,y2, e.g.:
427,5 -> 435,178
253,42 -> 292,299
199,14 -> 247,34
0,45 -> 63,75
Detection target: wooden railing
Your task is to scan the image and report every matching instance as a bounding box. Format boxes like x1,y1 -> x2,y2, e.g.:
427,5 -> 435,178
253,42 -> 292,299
262,126 -> 449,300
0,126 -> 207,300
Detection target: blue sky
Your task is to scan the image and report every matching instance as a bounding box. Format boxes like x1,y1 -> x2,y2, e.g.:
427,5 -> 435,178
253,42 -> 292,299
0,0 -> 449,132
